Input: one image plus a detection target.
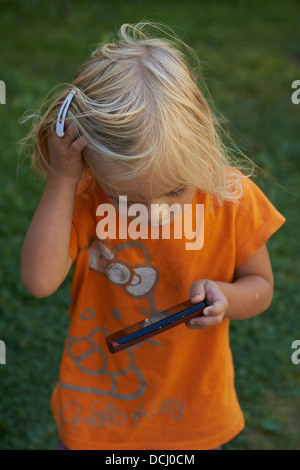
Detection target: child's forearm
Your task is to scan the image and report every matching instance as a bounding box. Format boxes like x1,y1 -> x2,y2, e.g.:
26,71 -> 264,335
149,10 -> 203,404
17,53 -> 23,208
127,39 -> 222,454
21,174 -> 78,297
215,275 -> 274,320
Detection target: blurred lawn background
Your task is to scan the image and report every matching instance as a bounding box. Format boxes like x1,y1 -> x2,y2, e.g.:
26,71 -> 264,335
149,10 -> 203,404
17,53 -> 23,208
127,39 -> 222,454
0,0 -> 299,450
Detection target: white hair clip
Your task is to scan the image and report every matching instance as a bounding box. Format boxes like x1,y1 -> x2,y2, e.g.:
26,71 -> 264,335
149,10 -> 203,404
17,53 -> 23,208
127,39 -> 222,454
56,89 -> 76,137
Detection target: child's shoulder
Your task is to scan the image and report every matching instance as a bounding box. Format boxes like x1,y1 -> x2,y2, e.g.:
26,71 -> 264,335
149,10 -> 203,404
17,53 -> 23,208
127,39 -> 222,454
231,168 -> 269,207
206,167 -> 259,211
73,173 -> 103,218
224,167 -> 285,226
75,173 -> 102,202
226,166 -> 273,206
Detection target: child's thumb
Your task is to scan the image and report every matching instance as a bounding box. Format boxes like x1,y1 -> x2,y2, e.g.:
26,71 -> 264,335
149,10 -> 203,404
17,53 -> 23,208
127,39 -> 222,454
189,281 -> 206,303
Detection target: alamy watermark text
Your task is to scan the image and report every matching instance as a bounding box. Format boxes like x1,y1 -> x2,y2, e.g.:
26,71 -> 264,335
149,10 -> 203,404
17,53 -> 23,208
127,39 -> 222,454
96,197 -> 204,250
291,80 -> 300,104
0,80 -> 6,104
0,340 -> 6,364
291,340 -> 300,365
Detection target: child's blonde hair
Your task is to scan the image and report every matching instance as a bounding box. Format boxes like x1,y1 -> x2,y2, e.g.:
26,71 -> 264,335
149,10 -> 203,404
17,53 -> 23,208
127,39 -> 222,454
26,21 -> 255,205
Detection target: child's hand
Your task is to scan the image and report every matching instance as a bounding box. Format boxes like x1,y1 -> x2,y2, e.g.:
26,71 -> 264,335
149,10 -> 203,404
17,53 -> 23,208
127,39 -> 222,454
47,120 -> 87,183
186,279 -> 228,329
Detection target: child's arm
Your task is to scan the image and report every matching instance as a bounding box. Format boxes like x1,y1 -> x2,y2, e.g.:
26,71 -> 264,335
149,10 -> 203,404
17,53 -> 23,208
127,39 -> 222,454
21,121 -> 87,298
187,243 -> 274,328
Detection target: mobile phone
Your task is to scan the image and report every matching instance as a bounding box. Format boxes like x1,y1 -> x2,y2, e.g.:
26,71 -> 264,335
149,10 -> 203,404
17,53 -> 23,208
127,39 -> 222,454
105,299 -> 206,353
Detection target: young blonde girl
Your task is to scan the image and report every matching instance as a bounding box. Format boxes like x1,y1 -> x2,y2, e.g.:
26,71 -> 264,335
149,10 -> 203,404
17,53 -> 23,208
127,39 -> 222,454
21,22 -> 285,450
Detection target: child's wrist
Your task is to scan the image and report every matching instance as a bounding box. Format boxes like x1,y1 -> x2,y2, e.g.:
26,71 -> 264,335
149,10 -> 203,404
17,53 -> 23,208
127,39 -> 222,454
46,171 -> 81,191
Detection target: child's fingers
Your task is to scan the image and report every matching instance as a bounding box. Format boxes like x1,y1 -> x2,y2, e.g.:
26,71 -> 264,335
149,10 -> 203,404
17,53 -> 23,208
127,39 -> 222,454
64,117 -> 72,132
203,298 -> 228,317
189,281 -> 206,303
69,135 -> 88,156
186,313 -> 223,330
64,120 -> 80,147
64,119 -> 87,155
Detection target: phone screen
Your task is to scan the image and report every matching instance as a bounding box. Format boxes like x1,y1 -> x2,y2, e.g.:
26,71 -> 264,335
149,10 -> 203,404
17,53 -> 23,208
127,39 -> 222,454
106,299 -> 206,353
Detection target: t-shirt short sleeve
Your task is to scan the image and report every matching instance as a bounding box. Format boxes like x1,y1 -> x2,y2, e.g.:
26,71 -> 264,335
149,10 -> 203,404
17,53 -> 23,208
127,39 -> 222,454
235,176 -> 286,268
68,217 -> 79,262
67,175 -> 94,263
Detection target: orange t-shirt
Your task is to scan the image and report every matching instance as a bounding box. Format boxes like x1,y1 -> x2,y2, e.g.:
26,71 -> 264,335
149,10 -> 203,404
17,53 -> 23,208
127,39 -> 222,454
50,170 -> 286,450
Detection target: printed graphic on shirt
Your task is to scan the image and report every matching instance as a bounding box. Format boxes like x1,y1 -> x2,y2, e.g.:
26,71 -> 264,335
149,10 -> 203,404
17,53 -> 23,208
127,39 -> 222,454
88,237 -> 164,317
88,237 -> 159,299
60,237 -> 165,402
60,308 -> 151,400
59,395 -> 184,429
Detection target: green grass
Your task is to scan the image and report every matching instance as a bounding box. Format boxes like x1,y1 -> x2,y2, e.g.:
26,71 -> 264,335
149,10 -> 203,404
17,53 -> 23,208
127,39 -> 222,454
0,0 -> 299,450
